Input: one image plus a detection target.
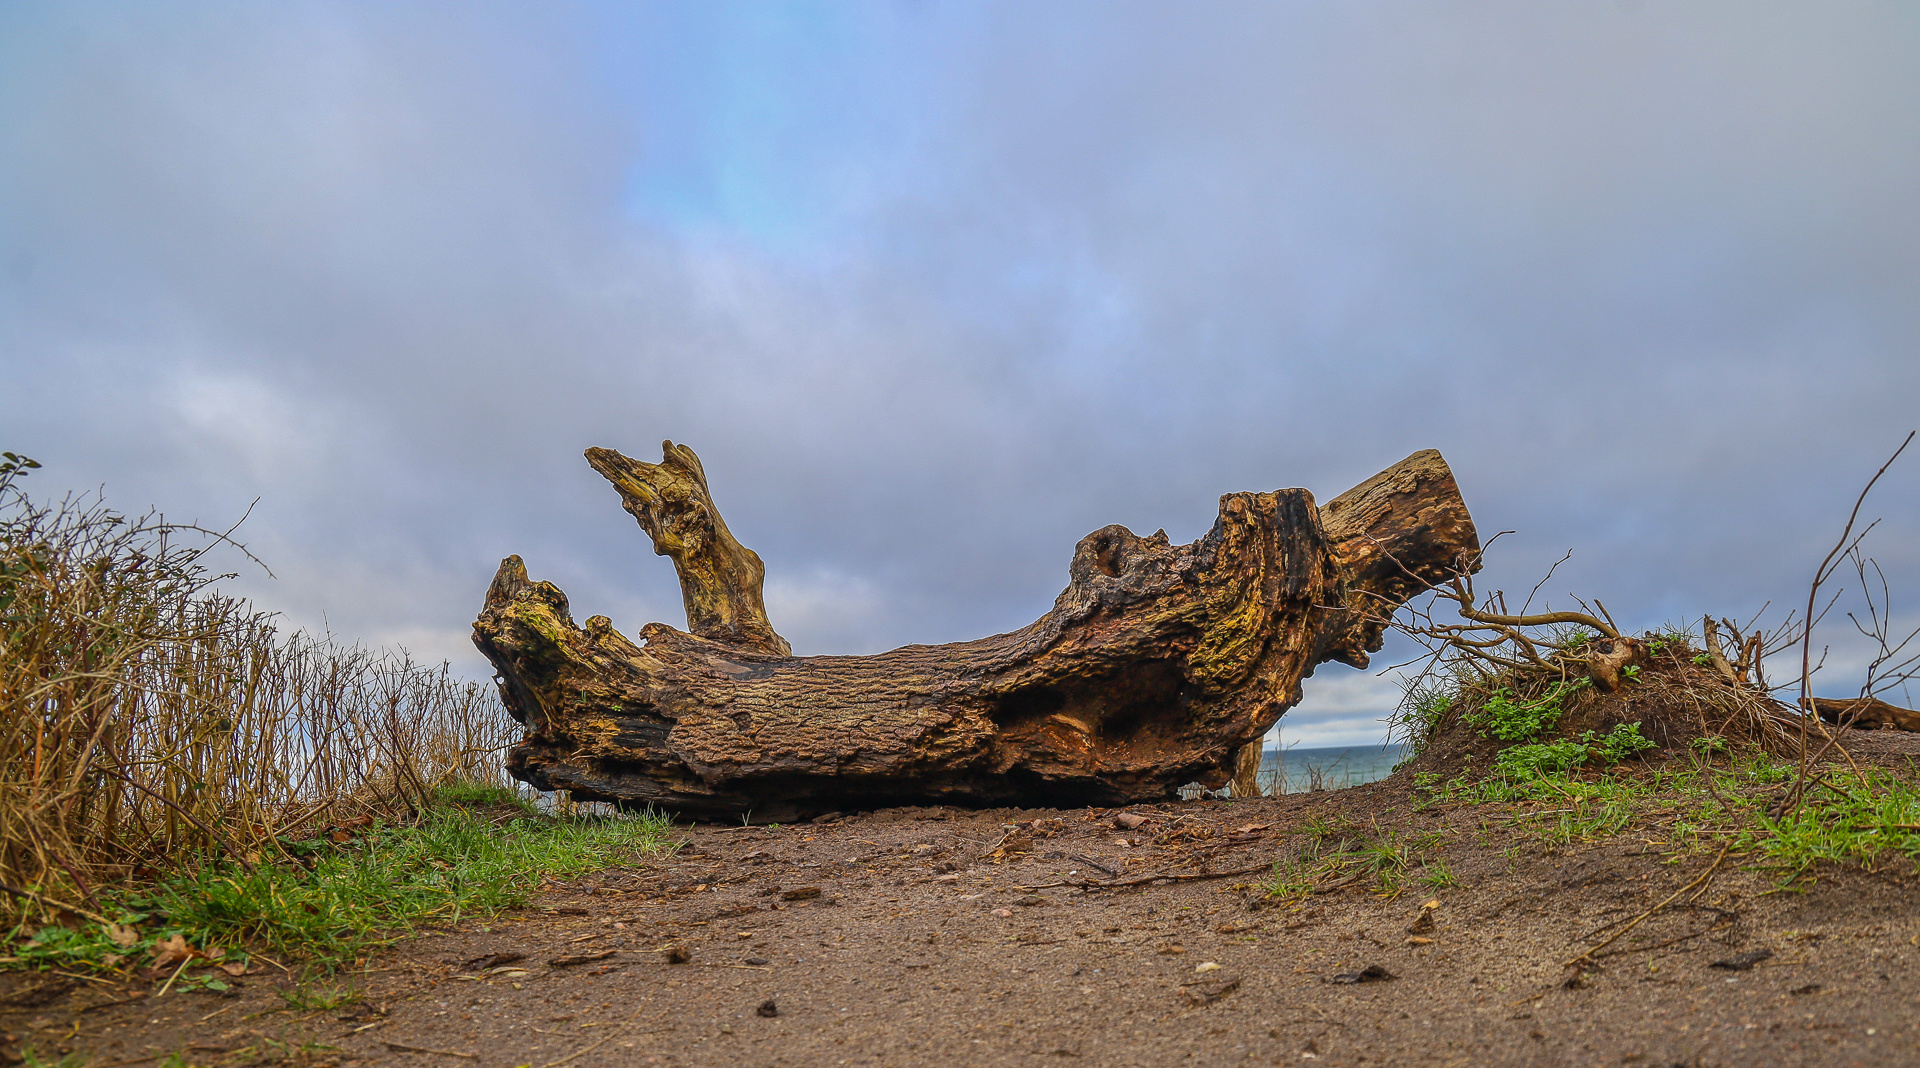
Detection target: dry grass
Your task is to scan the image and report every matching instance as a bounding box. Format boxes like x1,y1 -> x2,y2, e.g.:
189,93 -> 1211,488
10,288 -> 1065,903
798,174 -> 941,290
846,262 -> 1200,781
0,459 -> 517,924
1254,760 -> 1337,797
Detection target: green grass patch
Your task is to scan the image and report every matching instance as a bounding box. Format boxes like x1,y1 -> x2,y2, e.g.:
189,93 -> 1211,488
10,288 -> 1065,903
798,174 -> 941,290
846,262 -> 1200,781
1415,741 -> 1920,882
4,785 -> 677,975
1262,825 -> 1450,902
1734,768 -> 1920,878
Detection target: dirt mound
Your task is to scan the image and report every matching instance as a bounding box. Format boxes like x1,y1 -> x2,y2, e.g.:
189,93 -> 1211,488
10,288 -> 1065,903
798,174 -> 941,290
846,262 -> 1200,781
1403,636 -> 1803,780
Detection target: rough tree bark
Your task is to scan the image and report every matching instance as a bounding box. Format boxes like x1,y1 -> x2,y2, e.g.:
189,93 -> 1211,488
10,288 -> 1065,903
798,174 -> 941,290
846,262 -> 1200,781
473,443 -> 1479,820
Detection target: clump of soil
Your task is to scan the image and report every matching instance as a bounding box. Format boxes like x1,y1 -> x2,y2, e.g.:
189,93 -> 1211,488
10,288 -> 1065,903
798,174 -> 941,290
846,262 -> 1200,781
1404,635 -> 1800,780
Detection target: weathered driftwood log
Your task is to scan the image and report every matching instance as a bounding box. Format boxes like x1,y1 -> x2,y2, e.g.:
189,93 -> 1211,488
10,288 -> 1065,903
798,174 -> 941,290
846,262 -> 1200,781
473,443 -> 1479,820
1808,696 -> 1920,733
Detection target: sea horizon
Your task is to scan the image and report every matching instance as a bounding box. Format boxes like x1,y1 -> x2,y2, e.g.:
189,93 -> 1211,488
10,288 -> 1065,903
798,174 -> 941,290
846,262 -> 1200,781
1256,741 -> 1406,793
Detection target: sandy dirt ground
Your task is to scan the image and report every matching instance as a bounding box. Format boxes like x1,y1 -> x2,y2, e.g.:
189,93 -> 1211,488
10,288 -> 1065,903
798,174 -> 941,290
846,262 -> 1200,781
4,771 -> 1919,1068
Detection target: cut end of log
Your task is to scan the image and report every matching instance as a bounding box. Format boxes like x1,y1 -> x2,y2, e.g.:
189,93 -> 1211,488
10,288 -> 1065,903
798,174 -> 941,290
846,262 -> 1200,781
1314,449 -> 1481,669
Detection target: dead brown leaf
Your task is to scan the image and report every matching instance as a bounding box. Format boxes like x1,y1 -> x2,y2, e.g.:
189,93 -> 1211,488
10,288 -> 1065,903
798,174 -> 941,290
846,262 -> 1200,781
150,934 -> 205,967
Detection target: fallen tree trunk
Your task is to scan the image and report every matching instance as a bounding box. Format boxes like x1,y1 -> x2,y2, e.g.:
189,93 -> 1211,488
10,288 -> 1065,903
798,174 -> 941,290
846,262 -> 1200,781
473,444 -> 1479,820
1808,696 -> 1920,732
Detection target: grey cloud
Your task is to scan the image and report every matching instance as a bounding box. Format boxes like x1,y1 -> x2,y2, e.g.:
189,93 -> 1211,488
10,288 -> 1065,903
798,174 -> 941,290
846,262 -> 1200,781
3,1 -> 1915,744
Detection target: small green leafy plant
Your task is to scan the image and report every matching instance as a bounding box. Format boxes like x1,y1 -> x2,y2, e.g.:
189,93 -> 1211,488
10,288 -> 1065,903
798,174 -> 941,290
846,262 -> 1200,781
1555,628 -> 1596,652
1689,735 -> 1729,757
1647,623 -> 1693,657
1492,740 -> 1591,777
1491,722 -> 1655,778
1465,678 -> 1591,742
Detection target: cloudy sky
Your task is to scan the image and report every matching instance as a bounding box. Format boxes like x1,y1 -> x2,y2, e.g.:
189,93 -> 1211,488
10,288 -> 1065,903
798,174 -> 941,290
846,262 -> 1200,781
3,1 -> 1916,745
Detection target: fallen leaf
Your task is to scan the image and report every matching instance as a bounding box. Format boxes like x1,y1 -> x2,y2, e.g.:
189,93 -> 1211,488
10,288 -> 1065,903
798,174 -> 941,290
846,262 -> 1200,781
780,886 -> 822,901
1406,936 -> 1433,946
150,935 -> 203,968
105,924 -> 139,948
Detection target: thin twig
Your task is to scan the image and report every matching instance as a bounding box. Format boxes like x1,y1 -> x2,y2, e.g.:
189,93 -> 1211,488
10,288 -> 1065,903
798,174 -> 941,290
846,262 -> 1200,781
152,957 -> 194,998
1016,862 -> 1271,892
381,1040 -> 478,1060
1591,920 -> 1736,961
1565,843 -> 1730,966
1787,431 -> 1915,819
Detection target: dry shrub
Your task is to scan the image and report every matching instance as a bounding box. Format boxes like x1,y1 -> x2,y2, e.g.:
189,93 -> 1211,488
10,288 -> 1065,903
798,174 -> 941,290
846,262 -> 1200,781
0,458 -> 517,921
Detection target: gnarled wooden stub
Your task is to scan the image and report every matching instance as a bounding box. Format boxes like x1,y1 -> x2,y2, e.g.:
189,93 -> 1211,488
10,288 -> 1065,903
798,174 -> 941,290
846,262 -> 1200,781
585,443 -> 789,657
474,445 -> 1479,820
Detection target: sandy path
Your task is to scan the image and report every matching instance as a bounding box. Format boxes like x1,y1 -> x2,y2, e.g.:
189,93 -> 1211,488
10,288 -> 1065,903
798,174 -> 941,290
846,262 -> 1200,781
6,784 -> 1917,1067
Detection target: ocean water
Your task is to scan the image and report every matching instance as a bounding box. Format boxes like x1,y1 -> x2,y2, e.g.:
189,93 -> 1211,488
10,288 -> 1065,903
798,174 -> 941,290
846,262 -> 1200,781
1254,743 -> 1406,794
